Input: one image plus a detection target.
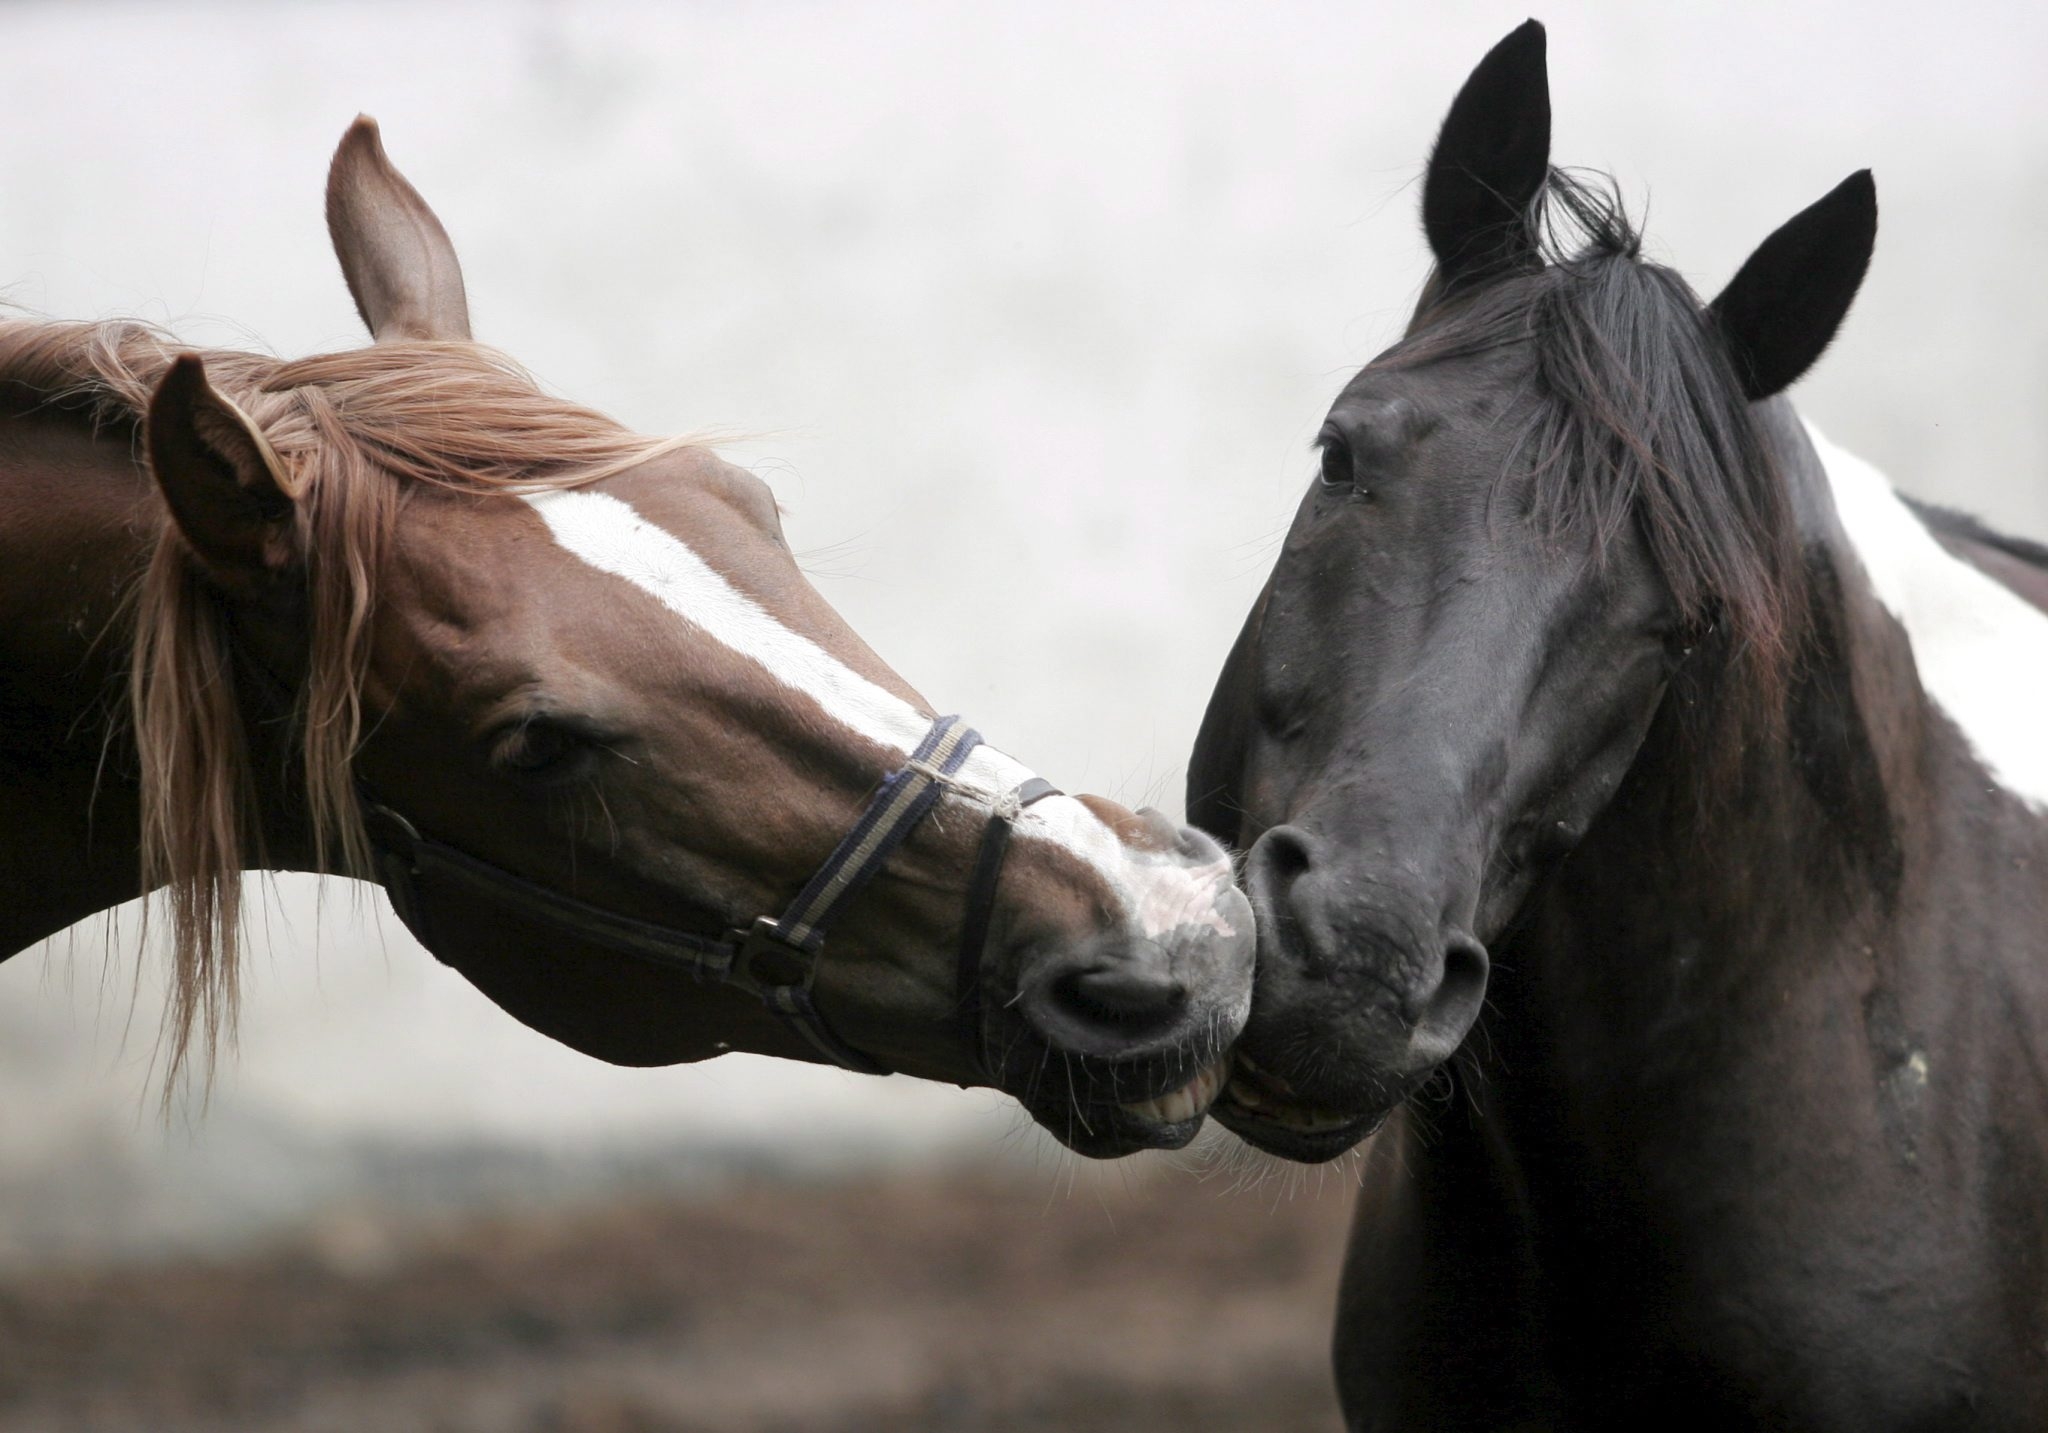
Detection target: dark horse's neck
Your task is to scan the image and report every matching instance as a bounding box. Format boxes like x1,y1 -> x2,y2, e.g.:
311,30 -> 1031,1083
1500,404 -> 1916,1097
1390,402 -> 2048,1408
0,401 -> 310,960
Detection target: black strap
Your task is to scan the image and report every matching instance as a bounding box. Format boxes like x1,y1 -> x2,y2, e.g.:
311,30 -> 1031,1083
737,716 -> 981,1073
954,776 -> 1061,1071
768,716 -> 979,951
362,800 -> 738,979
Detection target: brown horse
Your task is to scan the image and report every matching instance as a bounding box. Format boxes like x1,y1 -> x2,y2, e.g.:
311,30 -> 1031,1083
0,119 -> 1251,1157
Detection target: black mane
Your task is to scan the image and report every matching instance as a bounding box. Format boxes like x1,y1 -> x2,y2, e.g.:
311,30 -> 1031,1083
1380,169 -> 1806,710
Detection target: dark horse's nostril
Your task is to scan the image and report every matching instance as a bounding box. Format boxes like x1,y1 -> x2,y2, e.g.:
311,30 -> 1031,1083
1414,932 -> 1489,1057
1247,825 -> 1323,955
1249,824 -> 1317,901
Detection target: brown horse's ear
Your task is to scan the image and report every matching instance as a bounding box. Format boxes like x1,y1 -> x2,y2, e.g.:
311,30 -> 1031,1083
146,355 -> 300,586
325,115 -> 472,343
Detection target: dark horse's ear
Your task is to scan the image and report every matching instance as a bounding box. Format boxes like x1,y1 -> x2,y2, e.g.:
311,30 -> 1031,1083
1422,19 -> 1552,286
146,355 -> 301,589
1709,171 -> 1877,401
326,115 -> 473,343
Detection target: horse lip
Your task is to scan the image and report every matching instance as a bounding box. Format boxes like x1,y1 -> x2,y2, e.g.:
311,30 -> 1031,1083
1230,1050 -> 1297,1098
1003,1051 -> 1229,1157
985,1025 -> 1227,1156
1212,1055 -> 1389,1162
1021,1090 -> 1212,1157
1116,1052 -> 1232,1125
1212,1096 -> 1386,1163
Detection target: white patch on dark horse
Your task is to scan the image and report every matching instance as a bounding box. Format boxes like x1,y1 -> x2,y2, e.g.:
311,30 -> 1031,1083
1809,422 -> 2048,809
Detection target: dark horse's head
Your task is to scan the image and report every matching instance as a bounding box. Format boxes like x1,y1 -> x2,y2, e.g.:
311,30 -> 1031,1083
1189,21 -> 1877,1160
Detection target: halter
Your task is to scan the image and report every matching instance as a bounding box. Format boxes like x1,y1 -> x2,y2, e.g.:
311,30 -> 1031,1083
359,715 -> 1059,1077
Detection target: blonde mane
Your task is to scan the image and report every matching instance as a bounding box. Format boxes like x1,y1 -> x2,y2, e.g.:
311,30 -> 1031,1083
0,318 -> 697,1089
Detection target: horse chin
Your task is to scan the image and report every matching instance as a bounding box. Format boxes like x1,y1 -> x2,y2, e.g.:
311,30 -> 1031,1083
1013,1050 -> 1234,1159
1211,1099 -> 1387,1164
1209,1054 -> 1394,1163
1038,1107 -> 1206,1160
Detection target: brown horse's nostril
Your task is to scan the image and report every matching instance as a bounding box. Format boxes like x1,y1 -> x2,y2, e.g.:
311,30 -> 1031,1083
1062,964 -> 1190,1022
1019,958 -> 1194,1060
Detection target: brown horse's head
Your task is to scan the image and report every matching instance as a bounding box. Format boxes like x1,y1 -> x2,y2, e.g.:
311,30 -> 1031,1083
113,119 -> 1251,1156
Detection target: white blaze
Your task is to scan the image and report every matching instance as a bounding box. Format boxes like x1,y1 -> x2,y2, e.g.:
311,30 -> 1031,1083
1808,421 -> 2048,810
521,488 -> 1239,939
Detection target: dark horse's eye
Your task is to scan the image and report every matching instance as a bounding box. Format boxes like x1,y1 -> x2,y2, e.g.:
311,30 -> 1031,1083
1318,433 -> 1355,491
492,717 -> 594,782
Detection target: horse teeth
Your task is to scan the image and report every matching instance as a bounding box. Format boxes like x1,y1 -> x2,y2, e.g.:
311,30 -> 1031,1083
1220,1059 -> 1361,1134
1231,1051 -> 1299,1097
1118,1053 -> 1232,1125
1278,1108 -> 1357,1134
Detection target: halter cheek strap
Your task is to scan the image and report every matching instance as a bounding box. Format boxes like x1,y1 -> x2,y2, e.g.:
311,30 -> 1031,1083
736,714 -> 982,1073
360,714 -> 1056,1080
953,774 -> 1062,1070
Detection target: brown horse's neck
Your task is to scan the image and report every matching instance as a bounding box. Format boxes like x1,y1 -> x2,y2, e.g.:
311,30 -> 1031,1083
0,404 -> 310,960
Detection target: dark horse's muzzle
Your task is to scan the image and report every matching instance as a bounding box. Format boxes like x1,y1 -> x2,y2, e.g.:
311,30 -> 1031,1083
1209,822 -> 1489,1160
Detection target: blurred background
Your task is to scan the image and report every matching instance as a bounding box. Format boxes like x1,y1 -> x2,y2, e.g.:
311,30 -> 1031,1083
2,2 -> 2043,1428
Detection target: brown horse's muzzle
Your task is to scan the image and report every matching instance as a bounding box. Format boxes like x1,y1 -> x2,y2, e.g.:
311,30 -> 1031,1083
977,813 -> 1256,1158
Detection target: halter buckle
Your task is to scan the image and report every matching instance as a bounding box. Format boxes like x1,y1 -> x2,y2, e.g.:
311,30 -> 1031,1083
731,916 -> 816,999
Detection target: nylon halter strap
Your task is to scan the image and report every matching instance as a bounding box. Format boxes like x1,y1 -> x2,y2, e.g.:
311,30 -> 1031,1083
736,714 -> 981,1071
358,714 -> 1058,1078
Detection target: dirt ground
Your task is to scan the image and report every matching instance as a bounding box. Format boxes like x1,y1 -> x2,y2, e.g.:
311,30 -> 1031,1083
0,1164 -> 1355,1432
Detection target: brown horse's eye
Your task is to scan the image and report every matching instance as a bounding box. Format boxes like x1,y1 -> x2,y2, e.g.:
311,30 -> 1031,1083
492,717 -> 594,782
1318,434 -> 1355,491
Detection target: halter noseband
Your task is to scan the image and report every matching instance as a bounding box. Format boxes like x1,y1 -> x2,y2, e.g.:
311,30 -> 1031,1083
360,714 -> 1059,1077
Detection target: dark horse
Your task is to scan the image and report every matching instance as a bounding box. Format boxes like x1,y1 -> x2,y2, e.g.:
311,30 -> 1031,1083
1191,22 -> 2048,1428
0,119 -> 1252,1157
